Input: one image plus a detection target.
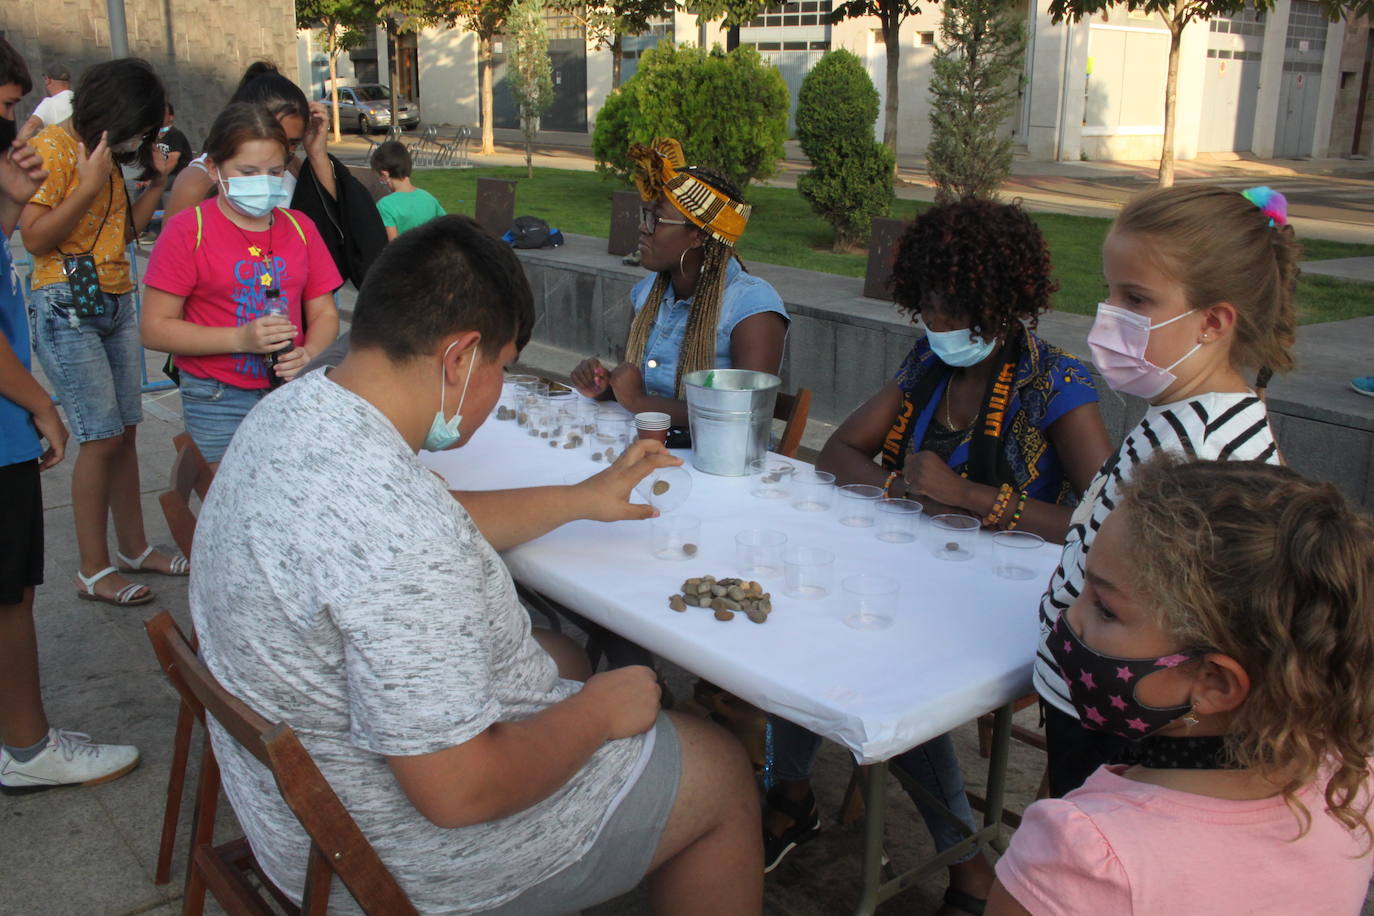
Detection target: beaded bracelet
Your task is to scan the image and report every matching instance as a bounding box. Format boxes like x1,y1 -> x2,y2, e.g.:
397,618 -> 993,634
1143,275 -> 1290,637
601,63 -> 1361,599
1005,490 -> 1030,530
983,483 -> 1014,528
883,470 -> 903,498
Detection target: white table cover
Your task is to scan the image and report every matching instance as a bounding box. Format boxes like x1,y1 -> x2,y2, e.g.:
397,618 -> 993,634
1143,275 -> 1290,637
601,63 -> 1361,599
420,404 -> 1059,764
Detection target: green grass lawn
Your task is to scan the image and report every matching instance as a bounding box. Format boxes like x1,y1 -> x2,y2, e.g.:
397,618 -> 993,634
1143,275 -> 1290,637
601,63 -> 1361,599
414,167 -> 1374,325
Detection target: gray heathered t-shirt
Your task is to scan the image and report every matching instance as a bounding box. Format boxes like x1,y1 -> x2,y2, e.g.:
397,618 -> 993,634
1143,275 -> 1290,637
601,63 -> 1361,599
190,370 -> 650,913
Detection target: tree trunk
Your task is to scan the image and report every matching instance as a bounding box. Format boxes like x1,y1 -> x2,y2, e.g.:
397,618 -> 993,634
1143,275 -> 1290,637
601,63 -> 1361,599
611,34 -> 622,90
387,20 -> 402,140
327,25 -> 342,144
1159,14 -> 1183,188
884,16 -> 900,167
480,34 -> 496,155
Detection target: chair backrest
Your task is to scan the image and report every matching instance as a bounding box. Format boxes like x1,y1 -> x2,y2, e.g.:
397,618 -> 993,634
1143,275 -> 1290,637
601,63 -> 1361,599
772,388 -> 812,459
144,612 -> 418,916
161,435 -> 213,560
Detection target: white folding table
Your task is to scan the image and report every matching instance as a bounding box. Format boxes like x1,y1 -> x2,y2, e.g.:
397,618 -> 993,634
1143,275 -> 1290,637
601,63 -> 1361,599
420,406 -> 1056,914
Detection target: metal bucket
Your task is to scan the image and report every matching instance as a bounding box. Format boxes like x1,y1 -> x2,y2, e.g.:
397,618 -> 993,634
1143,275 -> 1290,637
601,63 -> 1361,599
683,369 -> 781,476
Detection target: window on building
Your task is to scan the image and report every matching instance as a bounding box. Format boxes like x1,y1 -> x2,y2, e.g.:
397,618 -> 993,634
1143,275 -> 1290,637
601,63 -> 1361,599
918,31 -> 935,45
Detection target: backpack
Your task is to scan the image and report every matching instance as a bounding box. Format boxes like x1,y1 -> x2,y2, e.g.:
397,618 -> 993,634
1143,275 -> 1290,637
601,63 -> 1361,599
504,215 -> 563,249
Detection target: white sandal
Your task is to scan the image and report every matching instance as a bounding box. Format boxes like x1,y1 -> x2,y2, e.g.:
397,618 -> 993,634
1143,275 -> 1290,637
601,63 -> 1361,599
116,545 -> 190,577
77,567 -> 154,607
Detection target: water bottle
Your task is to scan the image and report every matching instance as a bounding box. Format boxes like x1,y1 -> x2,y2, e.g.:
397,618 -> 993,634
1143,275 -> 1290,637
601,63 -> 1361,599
262,295 -> 293,387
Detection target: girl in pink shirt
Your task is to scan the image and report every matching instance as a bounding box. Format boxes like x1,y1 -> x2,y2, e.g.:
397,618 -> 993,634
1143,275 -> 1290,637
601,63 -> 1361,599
991,455 -> 1374,915
142,102 -> 341,465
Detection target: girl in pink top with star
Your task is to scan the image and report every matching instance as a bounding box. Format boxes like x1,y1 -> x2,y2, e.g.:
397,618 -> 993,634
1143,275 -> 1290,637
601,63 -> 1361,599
990,454 -> 1374,915
142,102 -> 340,465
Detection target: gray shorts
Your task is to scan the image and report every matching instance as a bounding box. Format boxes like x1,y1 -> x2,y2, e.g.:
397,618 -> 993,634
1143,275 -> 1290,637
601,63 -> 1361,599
484,713 -> 682,915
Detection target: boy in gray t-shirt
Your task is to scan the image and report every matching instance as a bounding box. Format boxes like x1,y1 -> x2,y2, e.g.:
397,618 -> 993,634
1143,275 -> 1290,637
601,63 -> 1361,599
192,215 -> 763,913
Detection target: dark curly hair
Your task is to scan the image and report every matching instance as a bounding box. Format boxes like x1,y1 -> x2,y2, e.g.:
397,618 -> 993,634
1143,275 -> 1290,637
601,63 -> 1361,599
889,198 -> 1058,341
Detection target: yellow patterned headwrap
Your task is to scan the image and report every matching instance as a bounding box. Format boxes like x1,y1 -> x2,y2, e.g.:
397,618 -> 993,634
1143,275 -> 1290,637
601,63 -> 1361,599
627,138 -> 751,247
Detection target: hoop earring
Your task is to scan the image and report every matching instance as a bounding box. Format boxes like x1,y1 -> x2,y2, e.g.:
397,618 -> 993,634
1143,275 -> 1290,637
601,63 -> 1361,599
678,248 -> 689,277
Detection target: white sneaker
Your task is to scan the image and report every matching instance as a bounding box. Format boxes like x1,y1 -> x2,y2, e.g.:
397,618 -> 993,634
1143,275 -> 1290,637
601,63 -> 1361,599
0,728 -> 140,794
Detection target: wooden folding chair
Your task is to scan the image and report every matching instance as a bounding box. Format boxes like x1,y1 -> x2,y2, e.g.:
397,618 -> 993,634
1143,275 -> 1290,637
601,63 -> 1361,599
773,388 -> 812,459
145,612 -> 418,915
152,435 -> 216,886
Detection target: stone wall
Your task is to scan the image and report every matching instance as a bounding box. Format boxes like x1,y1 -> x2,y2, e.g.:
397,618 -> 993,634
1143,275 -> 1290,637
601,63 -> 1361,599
1,0 -> 298,151
515,233 -> 1374,510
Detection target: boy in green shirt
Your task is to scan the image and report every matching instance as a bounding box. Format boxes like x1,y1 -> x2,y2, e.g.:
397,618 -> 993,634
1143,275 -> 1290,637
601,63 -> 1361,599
371,140 -> 446,240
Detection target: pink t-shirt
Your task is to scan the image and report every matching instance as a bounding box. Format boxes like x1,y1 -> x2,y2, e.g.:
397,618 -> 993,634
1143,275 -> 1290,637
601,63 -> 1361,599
144,202 -> 342,389
997,764 -> 1374,914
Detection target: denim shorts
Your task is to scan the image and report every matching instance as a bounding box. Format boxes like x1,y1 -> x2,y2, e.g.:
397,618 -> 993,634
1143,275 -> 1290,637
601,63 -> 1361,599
28,285 -> 143,443
179,372 -> 269,463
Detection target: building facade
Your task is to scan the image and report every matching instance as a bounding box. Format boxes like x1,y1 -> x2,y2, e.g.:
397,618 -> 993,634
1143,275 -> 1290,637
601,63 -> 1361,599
2,0 -> 298,151
299,0 -> 1354,163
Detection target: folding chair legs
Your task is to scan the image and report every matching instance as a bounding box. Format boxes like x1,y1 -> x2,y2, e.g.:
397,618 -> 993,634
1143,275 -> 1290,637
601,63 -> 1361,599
155,700 -> 196,884
182,731 -> 221,916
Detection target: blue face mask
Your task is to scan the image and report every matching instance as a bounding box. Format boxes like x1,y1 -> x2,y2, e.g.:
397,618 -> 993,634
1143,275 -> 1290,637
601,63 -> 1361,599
925,327 -> 998,367
423,341 -> 479,451
218,174 -> 291,219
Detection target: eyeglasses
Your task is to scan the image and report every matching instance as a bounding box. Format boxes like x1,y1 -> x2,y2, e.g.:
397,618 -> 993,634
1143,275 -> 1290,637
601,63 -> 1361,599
639,207 -> 690,234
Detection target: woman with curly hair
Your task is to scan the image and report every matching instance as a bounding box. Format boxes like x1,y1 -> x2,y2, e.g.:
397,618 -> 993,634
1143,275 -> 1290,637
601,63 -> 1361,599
762,198 -> 1111,914
570,138 -> 787,421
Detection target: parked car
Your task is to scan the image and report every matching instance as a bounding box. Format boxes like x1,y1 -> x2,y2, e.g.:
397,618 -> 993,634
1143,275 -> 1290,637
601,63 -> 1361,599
320,84 -> 420,134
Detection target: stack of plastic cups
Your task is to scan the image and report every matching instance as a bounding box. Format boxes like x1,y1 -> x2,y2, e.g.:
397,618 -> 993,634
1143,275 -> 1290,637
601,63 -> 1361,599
634,411 -> 671,444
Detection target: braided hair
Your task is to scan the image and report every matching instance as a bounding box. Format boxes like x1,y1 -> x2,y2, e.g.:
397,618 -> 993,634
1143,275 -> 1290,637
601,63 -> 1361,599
624,166 -> 747,397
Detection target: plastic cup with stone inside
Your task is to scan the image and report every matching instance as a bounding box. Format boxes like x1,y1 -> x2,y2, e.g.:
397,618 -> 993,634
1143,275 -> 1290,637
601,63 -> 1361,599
651,514 -> 702,561
749,459 -> 794,499
791,469 -> 836,512
783,546 -> 834,599
992,530 -> 1044,579
736,528 -> 787,578
875,498 -> 923,543
635,466 -> 693,513
930,514 -> 980,561
592,410 -> 633,464
842,573 -> 900,631
498,374 -> 536,420
634,411 -> 671,444
515,379 -> 547,429
837,484 -> 884,527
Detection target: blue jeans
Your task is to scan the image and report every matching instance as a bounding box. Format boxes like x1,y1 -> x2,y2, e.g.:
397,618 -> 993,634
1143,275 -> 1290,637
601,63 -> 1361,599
770,715 -> 978,863
28,286 -> 143,443
178,373 -> 269,464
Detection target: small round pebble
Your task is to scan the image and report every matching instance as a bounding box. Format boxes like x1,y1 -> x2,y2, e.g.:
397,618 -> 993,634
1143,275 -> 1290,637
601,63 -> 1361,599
652,480 -> 670,496
714,609 -> 735,622
682,543 -> 698,557
946,541 -> 959,551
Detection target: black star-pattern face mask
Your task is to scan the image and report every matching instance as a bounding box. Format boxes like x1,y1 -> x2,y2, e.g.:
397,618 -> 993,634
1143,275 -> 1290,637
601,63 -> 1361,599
1048,614 -> 1212,739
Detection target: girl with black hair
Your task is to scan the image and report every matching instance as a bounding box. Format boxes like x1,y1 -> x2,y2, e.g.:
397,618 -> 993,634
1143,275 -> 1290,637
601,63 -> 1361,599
570,138 -> 788,424
164,61 -> 386,287
20,58 -> 187,607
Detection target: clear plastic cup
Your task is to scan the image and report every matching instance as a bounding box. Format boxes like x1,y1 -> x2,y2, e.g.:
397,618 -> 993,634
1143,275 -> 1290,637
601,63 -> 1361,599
636,466 -> 693,513
651,514 -> 702,562
875,498 -> 923,543
735,528 -> 788,578
783,546 -> 834,599
593,411 -> 633,464
791,469 -> 836,512
516,379 -> 547,428
992,530 -> 1044,580
930,514 -> 980,561
842,574 -> 900,631
837,484 -> 884,527
749,458 -> 794,499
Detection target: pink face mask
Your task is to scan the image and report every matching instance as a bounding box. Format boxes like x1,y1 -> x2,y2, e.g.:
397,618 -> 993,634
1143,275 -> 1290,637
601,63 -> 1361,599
1087,303 -> 1201,400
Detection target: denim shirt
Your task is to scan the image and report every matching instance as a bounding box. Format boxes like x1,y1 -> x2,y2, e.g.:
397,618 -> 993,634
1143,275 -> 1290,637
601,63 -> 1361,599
630,258 -> 789,398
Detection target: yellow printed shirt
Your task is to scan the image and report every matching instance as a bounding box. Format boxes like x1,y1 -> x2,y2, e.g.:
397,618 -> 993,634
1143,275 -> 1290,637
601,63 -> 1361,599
28,126 -> 132,294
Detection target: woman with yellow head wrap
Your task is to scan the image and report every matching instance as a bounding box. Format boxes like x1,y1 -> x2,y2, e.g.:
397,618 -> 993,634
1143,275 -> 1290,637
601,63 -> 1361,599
570,139 -> 789,425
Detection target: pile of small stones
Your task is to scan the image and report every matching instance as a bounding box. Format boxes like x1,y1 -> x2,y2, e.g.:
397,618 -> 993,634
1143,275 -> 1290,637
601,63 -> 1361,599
669,576 -> 773,624
495,405 -> 517,421
591,448 -> 622,463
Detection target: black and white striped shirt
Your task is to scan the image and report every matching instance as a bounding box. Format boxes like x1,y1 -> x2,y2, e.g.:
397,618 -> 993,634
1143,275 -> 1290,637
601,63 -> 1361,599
1032,392 -> 1279,717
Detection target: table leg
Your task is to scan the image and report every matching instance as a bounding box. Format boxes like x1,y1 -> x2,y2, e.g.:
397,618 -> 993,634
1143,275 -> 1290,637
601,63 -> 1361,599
983,702 -> 1013,853
853,762 -> 888,916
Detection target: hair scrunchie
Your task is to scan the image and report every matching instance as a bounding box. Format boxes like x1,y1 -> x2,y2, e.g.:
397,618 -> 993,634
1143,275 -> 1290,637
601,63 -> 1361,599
1241,186 -> 1288,228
